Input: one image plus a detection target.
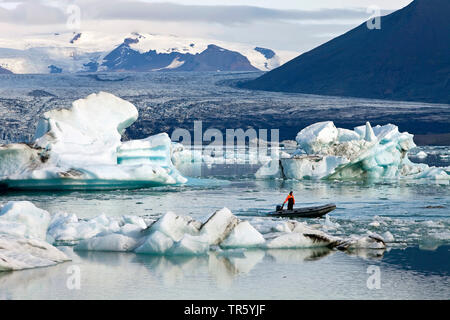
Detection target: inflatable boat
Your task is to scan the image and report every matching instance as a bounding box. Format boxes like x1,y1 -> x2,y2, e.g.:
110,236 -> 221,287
269,203 -> 336,218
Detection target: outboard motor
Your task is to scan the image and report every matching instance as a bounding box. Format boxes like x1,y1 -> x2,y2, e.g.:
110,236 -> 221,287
276,205 -> 283,212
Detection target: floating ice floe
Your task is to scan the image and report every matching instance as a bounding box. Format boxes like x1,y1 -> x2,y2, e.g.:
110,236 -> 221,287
0,201 -> 392,271
0,92 -> 186,191
0,201 -> 70,271
64,206 -> 386,255
0,201 -> 51,240
47,212 -> 150,244
415,151 -> 428,158
256,121 -> 449,181
0,200 -> 392,270
0,234 -> 70,271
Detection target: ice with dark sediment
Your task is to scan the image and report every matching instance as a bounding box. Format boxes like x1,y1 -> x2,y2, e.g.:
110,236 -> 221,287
256,121 -> 450,181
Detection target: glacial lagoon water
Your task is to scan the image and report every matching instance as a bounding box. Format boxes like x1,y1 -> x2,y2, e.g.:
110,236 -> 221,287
0,150 -> 449,300
0,72 -> 449,299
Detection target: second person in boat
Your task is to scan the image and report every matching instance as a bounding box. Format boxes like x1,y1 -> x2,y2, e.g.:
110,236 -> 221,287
283,191 -> 295,210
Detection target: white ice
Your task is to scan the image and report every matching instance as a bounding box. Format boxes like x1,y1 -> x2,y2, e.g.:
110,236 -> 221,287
48,212 -> 150,244
0,201 -> 50,240
199,208 -> 239,245
0,201 -> 70,271
75,233 -> 141,252
416,151 -> 428,158
0,234 -> 70,271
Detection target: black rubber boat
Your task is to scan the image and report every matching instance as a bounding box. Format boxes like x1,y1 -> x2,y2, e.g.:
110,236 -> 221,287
269,203 -> 336,218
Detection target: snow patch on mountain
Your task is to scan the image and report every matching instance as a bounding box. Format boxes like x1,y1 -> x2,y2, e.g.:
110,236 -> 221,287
160,57 -> 185,70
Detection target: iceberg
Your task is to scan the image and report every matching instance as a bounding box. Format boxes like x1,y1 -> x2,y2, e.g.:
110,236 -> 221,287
145,211 -> 201,242
133,210 -> 229,256
265,233 -> 335,249
0,201 -> 51,240
134,231 -> 175,254
199,208 -> 239,245
0,234 -> 70,271
220,221 -> 266,249
133,211 -> 206,255
415,151 -> 428,158
169,234 -> 210,256
256,121 -> 449,181
75,233 -> 142,252
48,212 -> 150,244
0,92 -> 187,191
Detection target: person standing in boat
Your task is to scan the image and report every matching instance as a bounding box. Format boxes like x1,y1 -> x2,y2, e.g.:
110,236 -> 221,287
283,191 -> 295,210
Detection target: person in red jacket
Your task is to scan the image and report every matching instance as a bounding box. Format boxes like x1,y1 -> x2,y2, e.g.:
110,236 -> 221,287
283,191 -> 295,210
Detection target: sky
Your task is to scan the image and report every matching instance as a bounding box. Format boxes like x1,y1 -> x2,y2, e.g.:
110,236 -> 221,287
0,0 -> 413,53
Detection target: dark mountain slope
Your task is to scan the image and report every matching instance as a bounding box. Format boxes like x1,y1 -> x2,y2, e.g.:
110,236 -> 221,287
241,0 -> 450,104
176,45 -> 258,71
102,39 -> 258,72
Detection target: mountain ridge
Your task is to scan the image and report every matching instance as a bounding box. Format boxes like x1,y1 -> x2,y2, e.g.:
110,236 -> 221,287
0,32 -> 295,74
241,0 -> 450,104
102,39 -> 259,72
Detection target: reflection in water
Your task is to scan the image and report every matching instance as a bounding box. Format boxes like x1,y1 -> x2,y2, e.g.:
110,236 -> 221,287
265,247 -> 335,263
0,245 -> 448,299
133,247 -> 344,288
135,254 -> 207,287
0,246 -> 337,295
342,248 -> 386,260
207,250 -> 266,288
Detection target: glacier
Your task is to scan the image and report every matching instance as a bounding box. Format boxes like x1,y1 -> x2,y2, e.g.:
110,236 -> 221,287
0,92 -> 187,191
256,121 -> 450,181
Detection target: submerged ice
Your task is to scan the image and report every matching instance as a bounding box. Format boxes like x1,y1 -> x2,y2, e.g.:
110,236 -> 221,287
257,121 -> 450,181
0,92 -> 186,190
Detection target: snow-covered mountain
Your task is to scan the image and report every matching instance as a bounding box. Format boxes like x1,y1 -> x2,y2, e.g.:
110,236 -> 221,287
0,32 -> 296,74
0,66 -> 12,74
